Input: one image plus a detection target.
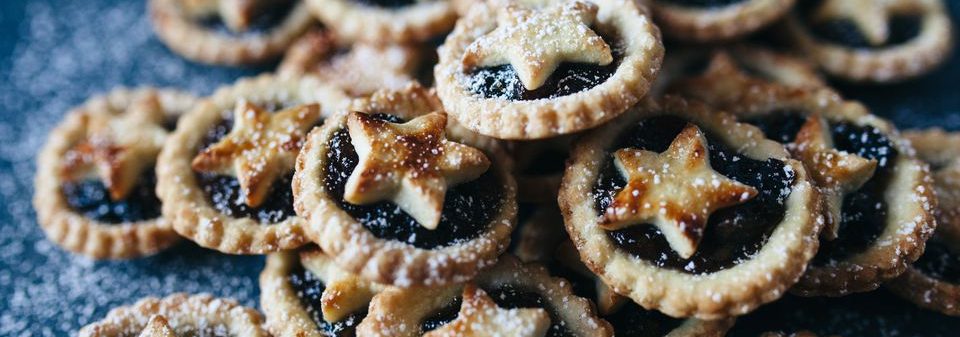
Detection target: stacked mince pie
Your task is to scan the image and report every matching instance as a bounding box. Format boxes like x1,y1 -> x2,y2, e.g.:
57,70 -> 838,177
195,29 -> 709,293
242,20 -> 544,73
32,0 -> 959,335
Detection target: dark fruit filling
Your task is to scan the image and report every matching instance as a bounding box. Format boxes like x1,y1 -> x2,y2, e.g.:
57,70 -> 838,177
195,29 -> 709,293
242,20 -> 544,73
725,291 -> 960,337
288,265 -> 365,336
913,239 -> 960,283
197,0 -> 296,35
798,1 -> 921,48
62,170 -> 162,224
742,110 -> 808,144
593,116 -> 795,274
352,0 -> 416,9
814,122 -> 896,263
656,0 -> 745,8
420,284 -> 573,337
323,114 -> 504,249
520,148 -> 569,176
464,33 -> 622,101
194,118 -> 297,224
604,302 -> 684,337
195,172 -> 296,224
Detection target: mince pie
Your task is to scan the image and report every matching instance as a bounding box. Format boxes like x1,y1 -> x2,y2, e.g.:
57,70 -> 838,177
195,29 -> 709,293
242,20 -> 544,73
304,0 -> 456,44
885,128 -> 960,316
674,66 -> 937,296
35,88 -> 194,259
356,255 -> 613,336
293,85 -> 516,287
435,0 -> 664,139
78,293 -> 269,337
784,0 -> 954,82
260,246 -> 384,337
279,29 -> 422,97
559,96 -> 821,319
157,75 -> 349,254
149,0 -> 315,65
645,0 -> 795,41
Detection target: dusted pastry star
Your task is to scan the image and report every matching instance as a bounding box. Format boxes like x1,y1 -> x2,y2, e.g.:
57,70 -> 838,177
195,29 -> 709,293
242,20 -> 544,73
600,124 -> 758,259
310,259 -> 381,322
192,100 -> 320,207
812,0 -> 910,46
423,284 -> 551,337
461,0 -> 613,90
792,115 -> 877,239
64,91 -> 169,201
138,316 -> 176,337
343,111 -> 491,230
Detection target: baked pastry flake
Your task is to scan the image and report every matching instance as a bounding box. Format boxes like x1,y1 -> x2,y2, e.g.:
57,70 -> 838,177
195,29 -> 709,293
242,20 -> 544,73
34,88 -> 194,259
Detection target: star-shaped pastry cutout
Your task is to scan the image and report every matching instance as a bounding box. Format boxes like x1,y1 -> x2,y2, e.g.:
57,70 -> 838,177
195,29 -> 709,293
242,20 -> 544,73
461,0 -> 613,90
192,100 -> 320,207
138,315 -> 176,337
423,284 -> 551,337
791,115 -> 877,239
301,250 -> 383,323
812,0 -> 924,46
343,111 -> 490,230
63,91 -> 170,201
556,241 -> 625,315
599,124 -> 759,259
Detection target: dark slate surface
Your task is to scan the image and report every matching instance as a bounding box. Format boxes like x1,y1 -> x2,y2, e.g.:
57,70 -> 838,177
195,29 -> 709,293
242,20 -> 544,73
0,1 -> 958,336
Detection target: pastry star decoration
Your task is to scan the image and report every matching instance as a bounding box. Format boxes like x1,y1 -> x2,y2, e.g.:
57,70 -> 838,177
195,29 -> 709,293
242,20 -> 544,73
64,92 -> 170,201
461,0 -> 613,90
192,100 -> 320,207
300,252 -> 383,323
599,124 -> 758,259
423,284 -> 551,337
813,0 -> 923,46
792,115 -> 877,239
343,111 -> 490,230
138,315 -> 176,337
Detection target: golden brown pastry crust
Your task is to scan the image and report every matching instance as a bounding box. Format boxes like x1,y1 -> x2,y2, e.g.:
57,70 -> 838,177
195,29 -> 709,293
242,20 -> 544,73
784,0 -> 954,83
293,84 -> 516,287
304,0 -> 456,44
435,0 -> 664,140
157,75 -> 348,255
34,88 -> 193,259
279,29 -> 422,97
149,0 -> 315,65
648,0 -> 795,41
558,96 -> 821,319
355,255 -> 614,337
78,293 -> 268,337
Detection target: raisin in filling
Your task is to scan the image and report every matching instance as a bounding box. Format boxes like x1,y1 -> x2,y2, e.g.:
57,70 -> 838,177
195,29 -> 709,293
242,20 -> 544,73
323,114 -> 504,249
196,0 -> 296,36
592,116 -> 795,274
62,170 -> 162,224
464,33 -> 622,101
913,239 -> 960,283
814,122 -> 897,263
193,117 -> 297,224
420,284 -> 574,337
288,265 -> 365,336
351,0 -> 416,9
797,1 -> 922,48
725,291 -> 960,337
742,111 -> 808,144
655,0 -> 745,8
